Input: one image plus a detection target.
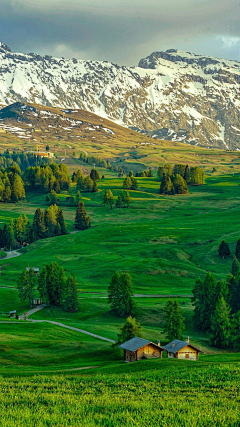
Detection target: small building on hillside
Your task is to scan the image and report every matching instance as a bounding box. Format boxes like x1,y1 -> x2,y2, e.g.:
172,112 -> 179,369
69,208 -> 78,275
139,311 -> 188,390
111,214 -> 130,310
118,337 -> 164,362
26,267 -> 39,275
33,298 -> 42,305
9,310 -> 16,318
164,339 -> 202,361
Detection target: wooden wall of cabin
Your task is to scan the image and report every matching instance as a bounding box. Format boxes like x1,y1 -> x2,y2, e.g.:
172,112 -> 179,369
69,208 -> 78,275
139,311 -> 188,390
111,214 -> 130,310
177,346 -> 199,361
124,350 -> 136,362
136,344 -> 162,360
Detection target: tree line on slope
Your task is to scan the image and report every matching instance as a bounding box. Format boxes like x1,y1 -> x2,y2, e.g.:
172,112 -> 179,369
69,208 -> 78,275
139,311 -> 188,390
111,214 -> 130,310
0,206 -> 67,250
0,165 -> 25,202
0,150 -> 50,171
192,257 -> 240,349
17,262 -> 78,311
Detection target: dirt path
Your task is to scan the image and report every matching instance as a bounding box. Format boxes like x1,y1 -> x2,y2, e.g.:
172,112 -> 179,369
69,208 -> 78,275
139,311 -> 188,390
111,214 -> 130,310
4,250 -> 22,259
19,304 -> 46,320
28,319 -> 116,343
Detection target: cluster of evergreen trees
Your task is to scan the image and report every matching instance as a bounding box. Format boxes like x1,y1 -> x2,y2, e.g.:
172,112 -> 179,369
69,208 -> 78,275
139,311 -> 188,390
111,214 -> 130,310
18,262 -> 78,311
135,169 -> 153,177
23,163 -> 71,192
0,150 -> 50,171
79,153 -> 113,171
218,238 -> 240,259
0,206 -> 67,250
158,164 -> 205,185
103,189 -> 132,209
0,165 -> 25,202
160,173 -> 189,195
123,176 -> 138,190
75,169 -> 99,193
192,261 -> 240,349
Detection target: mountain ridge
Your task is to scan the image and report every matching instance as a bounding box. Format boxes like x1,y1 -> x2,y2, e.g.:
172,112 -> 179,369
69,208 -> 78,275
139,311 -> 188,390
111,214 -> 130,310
0,42 -> 240,149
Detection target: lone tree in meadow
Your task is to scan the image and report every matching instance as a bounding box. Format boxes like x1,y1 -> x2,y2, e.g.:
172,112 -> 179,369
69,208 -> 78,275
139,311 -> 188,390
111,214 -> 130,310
75,201 -> 91,230
64,274 -> 79,312
218,240 -> 231,259
162,299 -> 185,340
103,189 -> 114,209
108,272 -> 136,317
116,316 -> 142,346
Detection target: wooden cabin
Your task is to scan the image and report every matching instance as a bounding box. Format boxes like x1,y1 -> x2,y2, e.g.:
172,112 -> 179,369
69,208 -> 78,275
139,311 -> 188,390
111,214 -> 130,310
33,298 -> 42,306
164,339 -> 202,361
118,337 -> 164,362
26,267 -> 39,275
9,310 -> 16,318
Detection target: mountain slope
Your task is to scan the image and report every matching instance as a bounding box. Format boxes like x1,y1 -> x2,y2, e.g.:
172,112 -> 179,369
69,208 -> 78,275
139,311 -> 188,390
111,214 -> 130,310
0,42 -> 240,149
0,102 -> 239,174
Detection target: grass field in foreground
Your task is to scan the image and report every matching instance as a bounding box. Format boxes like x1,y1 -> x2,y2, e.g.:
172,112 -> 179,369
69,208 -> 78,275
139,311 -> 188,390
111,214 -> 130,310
0,322 -> 115,374
0,355 -> 239,426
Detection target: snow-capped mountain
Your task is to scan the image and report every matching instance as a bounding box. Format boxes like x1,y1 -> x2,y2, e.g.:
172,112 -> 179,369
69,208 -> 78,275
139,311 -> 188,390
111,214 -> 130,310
0,42 -> 240,149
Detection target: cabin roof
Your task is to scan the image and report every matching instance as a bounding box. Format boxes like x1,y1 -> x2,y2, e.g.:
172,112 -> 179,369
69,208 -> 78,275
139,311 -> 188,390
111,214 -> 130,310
163,339 -> 202,354
118,337 -> 163,352
9,310 -> 16,314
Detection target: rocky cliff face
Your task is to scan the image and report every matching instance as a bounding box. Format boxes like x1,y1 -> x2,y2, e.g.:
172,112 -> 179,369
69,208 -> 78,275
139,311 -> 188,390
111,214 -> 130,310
0,42 -> 240,148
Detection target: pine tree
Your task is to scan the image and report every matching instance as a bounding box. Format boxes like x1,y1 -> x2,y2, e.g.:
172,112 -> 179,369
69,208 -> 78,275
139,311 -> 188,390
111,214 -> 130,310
74,201 -> 91,230
123,177 -> 132,189
64,274 -> 79,312
235,239 -> 240,259
38,262 -> 66,306
83,176 -> 93,192
124,191 -> 132,208
11,174 -> 25,202
231,256 -> 240,276
103,189 -> 114,209
172,174 -> 189,194
92,180 -> 98,192
162,299 -> 185,340
160,173 -> 174,195
90,169 -> 100,181
218,240 -> 231,258
130,177 -> 138,190
57,209 -> 67,235
128,170 -> 134,177
108,272 -> 135,317
210,297 -> 232,348
32,208 -> 46,239
116,316 -> 142,345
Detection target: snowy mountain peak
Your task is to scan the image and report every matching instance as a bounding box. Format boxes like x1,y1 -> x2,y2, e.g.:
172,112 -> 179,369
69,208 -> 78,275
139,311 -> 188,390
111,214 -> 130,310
138,49 -> 240,70
0,43 -> 240,149
0,42 -> 11,53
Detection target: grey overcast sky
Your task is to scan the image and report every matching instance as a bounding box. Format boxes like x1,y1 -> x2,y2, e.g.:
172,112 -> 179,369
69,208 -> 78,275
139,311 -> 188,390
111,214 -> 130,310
0,0 -> 240,65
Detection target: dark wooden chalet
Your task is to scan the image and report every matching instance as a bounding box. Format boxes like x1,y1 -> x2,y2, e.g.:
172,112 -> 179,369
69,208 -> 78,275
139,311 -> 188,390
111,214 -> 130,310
164,339 -> 202,361
119,337 -> 164,362
9,310 -> 16,318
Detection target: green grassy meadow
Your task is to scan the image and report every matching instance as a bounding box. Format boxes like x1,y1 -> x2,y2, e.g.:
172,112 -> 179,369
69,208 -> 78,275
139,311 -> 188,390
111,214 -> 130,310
0,155 -> 240,423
